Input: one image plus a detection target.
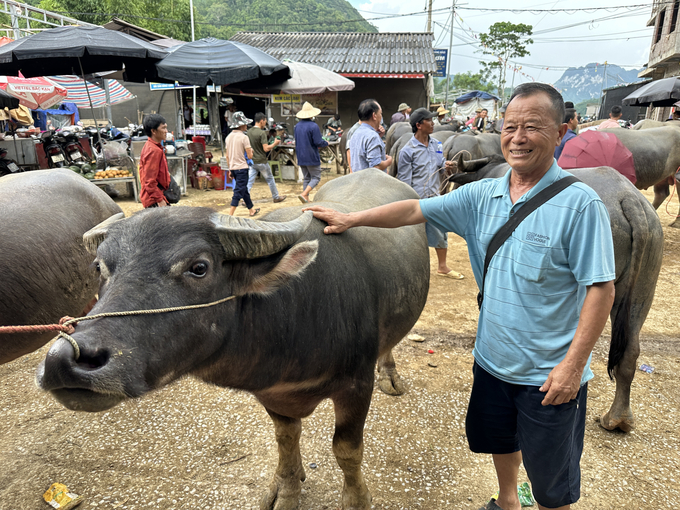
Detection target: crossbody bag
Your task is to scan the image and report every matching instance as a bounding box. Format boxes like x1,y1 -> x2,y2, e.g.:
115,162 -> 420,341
477,175 -> 581,310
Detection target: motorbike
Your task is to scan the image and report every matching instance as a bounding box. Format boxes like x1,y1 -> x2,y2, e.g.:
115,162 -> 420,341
0,147 -> 22,177
60,132 -> 88,164
41,132 -> 68,168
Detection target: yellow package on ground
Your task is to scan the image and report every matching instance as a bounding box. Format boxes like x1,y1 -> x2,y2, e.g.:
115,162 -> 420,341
42,483 -> 84,509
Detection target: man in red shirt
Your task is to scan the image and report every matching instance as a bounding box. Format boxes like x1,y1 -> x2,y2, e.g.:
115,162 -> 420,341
139,114 -> 171,208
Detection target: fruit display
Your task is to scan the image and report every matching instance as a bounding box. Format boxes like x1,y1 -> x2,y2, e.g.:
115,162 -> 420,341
93,167 -> 133,180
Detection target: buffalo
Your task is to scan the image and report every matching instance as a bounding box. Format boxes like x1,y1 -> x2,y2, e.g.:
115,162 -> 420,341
449,159 -> 663,432
599,126 -> 680,226
36,169 -> 430,510
0,169 -> 122,365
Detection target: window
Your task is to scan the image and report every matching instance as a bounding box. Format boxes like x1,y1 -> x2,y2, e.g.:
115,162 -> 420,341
655,9 -> 666,43
671,1 -> 679,32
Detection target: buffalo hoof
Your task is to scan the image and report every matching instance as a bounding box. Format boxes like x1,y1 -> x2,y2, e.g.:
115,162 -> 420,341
669,218 -> 680,229
260,468 -> 306,510
378,369 -> 406,396
599,409 -> 635,433
342,484 -> 372,510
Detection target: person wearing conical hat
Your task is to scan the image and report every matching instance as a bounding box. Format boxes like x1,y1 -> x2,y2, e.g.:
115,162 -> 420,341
433,105 -> 450,126
293,101 -> 328,204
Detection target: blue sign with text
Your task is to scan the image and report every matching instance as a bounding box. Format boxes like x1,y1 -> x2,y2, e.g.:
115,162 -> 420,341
433,49 -> 448,78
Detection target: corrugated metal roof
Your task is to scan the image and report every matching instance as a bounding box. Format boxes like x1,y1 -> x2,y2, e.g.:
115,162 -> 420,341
230,32 -> 436,75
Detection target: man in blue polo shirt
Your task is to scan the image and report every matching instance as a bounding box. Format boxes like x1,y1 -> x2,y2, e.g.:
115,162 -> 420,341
554,108 -> 578,161
349,99 -> 392,172
398,107 -> 464,280
305,82 -> 616,510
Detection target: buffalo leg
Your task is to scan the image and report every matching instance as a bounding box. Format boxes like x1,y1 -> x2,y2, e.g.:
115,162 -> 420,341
651,181 -> 670,210
377,348 -> 406,395
332,378 -> 374,510
600,297 -> 640,433
670,177 -> 680,228
260,410 -> 306,510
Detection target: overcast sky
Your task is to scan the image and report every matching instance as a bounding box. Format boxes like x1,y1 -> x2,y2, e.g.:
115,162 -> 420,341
347,0 -> 655,85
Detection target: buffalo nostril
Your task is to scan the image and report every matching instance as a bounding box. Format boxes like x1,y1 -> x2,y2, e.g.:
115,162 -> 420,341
75,349 -> 110,371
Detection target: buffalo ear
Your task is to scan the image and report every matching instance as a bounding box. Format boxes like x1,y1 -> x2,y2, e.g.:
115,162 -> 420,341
83,212 -> 125,254
237,240 -> 319,296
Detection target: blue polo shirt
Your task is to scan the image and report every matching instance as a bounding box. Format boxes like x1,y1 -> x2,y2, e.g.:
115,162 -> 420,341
349,123 -> 385,171
420,160 -> 616,386
397,135 -> 445,198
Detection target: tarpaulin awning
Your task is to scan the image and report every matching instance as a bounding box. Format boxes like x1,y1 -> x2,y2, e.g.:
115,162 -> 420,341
455,90 -> 500,103
49,75 -> 136,108
0,75 -> 67,110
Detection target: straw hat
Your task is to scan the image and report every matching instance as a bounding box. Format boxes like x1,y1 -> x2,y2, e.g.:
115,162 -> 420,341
296,101 -> 321,119
436,106 -> 450,115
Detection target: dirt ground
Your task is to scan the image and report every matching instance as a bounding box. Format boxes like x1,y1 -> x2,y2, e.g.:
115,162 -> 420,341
1,170 -> 679,510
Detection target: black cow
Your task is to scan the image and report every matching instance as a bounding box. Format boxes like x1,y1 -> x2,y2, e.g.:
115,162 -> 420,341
450,160 -> 663,432
0,169 -> 121,365
37,169 -> 430,510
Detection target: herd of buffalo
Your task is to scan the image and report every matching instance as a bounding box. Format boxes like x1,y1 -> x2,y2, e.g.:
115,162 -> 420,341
1,117 -> 677,508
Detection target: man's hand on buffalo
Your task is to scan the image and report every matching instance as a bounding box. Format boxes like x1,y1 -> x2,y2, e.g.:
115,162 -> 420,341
304,199 -> 426,234
303,206 -> 353,235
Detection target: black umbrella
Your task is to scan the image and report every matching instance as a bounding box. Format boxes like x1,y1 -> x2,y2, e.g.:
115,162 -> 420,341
0,89 -> 19,110
0,25 -> 168,82
155,38 -> 290,86
622,77 -> 680,107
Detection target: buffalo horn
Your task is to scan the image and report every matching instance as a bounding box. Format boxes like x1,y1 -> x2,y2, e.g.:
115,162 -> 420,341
462,157 -> 490,172
211,211 -> 313,260
83,212 -> 126,254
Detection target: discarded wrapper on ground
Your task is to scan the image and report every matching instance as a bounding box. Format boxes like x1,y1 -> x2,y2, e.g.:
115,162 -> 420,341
491,481 -> 535,507
43,483 -> 83,509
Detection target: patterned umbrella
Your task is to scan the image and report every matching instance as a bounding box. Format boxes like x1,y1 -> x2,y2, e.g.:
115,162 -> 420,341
557,130 -> 636,184
0,75 -> 67,110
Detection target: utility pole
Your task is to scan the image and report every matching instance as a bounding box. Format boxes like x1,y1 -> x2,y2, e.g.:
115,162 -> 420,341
443,0 -> 455,109
598,61 -> 608,119
426,0 -> 433,33
190,0 -> 197,129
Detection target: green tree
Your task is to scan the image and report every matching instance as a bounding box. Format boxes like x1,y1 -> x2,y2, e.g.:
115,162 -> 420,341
452,71 -> 495,93
478,22 -> 533,102
36,0 -> 195,40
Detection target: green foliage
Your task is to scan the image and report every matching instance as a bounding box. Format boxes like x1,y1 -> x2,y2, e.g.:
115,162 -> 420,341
433,71 -> 494,96
195,0 -> 376,38
34,0 -> 194,40
573,99 -> 591,116
21,0 -> 374,41
452,71 -> 495,93
478,22 -> 533,102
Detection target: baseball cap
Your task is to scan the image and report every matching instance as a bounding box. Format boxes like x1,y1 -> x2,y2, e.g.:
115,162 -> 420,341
409,107 -> 437,128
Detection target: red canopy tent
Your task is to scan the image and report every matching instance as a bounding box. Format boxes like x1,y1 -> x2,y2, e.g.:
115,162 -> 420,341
557,130 -> 636,185
0,75 -> 68,110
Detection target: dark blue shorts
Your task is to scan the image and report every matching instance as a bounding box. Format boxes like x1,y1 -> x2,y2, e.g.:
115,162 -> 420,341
465,362 -> 587,508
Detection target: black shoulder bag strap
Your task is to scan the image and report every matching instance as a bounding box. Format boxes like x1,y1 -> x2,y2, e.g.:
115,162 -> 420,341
477,175 -> 581,310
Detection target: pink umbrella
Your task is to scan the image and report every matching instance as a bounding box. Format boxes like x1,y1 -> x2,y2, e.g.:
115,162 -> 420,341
557,130 -> 636,185
0,75 -> 68,110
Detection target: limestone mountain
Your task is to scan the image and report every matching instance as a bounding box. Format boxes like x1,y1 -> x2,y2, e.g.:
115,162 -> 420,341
554,63 -> 645,103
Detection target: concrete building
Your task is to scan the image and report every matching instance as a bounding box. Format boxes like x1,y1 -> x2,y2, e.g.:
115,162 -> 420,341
229,32 -> 436,131
638,0 -> 680,119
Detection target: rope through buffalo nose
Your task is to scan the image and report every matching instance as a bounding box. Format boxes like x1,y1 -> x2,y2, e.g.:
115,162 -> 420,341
0,295 -> 237,361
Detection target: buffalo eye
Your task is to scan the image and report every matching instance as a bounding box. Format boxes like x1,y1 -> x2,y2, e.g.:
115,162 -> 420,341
189,261 -> 209,277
